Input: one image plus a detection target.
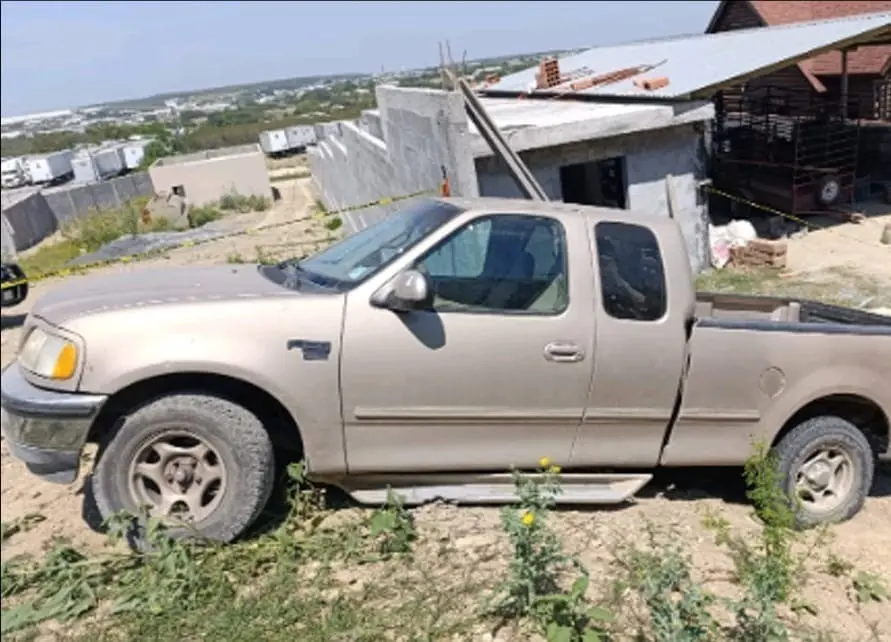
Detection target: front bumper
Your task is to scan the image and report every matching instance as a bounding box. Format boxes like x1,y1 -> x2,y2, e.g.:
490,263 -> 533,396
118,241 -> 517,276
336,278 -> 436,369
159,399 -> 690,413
0,364 -> 107,484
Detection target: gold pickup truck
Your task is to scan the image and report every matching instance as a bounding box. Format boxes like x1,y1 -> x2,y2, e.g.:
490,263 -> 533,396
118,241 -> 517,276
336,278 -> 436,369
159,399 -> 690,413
2,197 -> 889,543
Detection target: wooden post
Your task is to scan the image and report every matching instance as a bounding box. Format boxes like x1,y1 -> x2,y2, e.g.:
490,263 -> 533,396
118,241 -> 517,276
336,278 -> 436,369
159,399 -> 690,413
840,48 -> 849,118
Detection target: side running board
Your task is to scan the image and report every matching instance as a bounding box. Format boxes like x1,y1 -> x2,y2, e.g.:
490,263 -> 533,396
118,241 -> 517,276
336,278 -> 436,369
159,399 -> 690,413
331,473 -> 653,506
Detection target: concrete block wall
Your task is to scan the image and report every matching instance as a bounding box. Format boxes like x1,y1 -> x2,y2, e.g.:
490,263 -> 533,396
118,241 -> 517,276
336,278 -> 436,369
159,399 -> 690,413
475,124 -> 711,273
1,173 -> 155,256
309,86 -> 479,234
43,172 -> 155,224
1,189 -> 58,256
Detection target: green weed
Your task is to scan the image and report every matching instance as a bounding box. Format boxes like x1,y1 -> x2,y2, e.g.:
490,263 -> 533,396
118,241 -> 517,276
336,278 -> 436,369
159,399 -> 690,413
613,525 -> 718,642
368,489 -> 416,557
851,571 -> 888,605
493,458 -> 612,642
702,443 -> 807,641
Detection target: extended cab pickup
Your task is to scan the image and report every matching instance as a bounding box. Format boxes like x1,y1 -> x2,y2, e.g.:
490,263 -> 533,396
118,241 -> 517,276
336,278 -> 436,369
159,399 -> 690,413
2,197 -> 889,542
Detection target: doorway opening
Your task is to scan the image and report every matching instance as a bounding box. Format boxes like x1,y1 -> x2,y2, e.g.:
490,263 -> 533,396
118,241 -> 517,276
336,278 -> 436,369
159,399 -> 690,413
559,156 -> 628,209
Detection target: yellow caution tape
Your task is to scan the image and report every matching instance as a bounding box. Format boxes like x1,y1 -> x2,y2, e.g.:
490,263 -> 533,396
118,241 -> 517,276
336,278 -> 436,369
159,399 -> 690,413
1,278 -> 28,291
704,186 -> 815,229
704,186 -> 886,248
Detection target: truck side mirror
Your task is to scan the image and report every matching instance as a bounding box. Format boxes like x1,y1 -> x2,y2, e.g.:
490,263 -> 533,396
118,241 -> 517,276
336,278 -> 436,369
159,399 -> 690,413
370,269 -> 432,312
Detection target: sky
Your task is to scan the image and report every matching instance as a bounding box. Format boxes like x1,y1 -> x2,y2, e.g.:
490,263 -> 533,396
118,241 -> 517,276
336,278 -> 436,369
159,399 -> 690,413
0,0 -> 719,117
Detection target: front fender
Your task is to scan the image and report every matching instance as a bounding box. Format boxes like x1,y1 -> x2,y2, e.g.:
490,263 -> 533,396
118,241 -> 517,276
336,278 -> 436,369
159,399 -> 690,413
71,296 -> 348,474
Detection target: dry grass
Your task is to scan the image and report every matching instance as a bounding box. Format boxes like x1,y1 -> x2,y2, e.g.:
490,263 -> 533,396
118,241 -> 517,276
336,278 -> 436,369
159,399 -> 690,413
2,455 -> 887,642
695,266 -> 891,309
18,198 -> 166,278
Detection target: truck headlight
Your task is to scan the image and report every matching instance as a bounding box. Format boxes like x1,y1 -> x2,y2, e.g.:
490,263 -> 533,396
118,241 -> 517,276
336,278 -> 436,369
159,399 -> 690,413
18,327 -> 80,380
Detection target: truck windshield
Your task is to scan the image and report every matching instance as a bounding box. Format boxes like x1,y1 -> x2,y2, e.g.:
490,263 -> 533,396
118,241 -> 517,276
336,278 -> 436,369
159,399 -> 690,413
284,198 -> 464,290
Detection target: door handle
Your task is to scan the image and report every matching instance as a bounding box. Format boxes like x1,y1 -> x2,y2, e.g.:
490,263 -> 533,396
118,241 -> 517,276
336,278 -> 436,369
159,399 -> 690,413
543,341 -> 585,363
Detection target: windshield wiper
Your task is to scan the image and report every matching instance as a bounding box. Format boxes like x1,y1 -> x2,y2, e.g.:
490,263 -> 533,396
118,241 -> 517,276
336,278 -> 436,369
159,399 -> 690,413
276,257 -> 301,270
278,261 -> 309,289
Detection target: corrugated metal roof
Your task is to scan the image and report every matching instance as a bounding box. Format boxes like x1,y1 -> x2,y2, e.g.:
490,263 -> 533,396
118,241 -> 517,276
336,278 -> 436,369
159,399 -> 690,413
483,11 -> 891,100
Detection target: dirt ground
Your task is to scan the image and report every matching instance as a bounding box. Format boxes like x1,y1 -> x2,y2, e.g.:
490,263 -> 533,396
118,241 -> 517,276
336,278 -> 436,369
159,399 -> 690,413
784,205 -> 891,283
1,197 -> 890,639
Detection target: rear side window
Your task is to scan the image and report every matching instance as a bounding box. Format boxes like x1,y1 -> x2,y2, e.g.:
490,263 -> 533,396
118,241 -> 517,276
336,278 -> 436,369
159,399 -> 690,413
594,221 -> 666,321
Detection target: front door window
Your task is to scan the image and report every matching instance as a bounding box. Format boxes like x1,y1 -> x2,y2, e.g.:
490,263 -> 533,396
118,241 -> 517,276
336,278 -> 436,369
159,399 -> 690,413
416,214 -> 569,315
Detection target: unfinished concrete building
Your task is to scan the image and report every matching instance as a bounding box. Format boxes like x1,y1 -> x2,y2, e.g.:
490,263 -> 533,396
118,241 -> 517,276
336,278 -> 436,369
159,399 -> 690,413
310,87 -> 714,271
309,11 -> 890,272
149,144 -> 272,206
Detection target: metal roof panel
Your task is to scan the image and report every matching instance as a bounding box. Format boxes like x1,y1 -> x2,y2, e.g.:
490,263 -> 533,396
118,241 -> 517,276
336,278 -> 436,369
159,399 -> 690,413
484,11 -> 891,100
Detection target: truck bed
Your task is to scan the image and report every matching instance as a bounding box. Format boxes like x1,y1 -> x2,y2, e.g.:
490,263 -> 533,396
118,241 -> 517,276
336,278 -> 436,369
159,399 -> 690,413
696,292 -> 891,330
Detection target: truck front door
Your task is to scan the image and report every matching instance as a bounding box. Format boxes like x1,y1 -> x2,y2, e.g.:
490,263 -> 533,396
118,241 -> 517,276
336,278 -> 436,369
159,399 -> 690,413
339,211 -> 595,473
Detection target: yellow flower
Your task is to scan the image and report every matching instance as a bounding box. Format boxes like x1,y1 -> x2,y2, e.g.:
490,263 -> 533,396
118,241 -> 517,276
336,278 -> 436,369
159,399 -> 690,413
549,465 -> 562,475
521,511 -> 536,527
539,456 -> 551,469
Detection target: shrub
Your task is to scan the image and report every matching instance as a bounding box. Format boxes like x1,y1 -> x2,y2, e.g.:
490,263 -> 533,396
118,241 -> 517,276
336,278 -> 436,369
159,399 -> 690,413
187,204 -> 224,228
60,197 -> 153,251
218,191 -> 270,213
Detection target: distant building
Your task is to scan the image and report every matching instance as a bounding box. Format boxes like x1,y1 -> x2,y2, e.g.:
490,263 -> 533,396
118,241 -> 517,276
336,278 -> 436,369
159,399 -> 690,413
0,109 -> 74,127
148,144 -> 272,206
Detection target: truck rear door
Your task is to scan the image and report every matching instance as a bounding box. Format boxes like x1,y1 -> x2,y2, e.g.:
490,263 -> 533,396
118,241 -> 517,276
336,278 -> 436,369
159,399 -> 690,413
570,217 -> 694,467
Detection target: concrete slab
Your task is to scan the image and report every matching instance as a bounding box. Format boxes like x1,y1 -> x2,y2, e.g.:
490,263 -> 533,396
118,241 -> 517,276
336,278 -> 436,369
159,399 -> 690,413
361,97 -> 715,158
470,98 -> 715,157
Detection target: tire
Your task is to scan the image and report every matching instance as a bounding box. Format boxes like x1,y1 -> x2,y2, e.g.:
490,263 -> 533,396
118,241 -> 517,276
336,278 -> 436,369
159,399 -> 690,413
90,393 -> 275,546
772,415 -> 874,529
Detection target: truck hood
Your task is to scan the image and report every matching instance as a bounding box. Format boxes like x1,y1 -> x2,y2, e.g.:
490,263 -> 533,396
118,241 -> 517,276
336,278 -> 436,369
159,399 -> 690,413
31,264 -> 298,326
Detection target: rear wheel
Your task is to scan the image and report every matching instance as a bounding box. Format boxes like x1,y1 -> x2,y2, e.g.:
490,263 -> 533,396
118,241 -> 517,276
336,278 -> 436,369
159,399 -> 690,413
773,416 -> 874,528
90,393 -> 275,545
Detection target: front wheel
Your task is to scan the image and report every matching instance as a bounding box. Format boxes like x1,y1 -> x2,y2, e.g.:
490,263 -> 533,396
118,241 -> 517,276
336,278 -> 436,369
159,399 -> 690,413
772,415 -> 875,528
90,393 -> 275,545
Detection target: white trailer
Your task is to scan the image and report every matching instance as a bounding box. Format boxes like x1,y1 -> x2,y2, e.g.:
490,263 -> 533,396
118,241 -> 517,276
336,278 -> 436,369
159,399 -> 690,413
121,141 -> 151,170
71,153 -> 99,184
259,129 -> 289,155
1,158 -> 28,189
92,145 -> 126,179
26,150 -> 73,184
285,125 -> 316,150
